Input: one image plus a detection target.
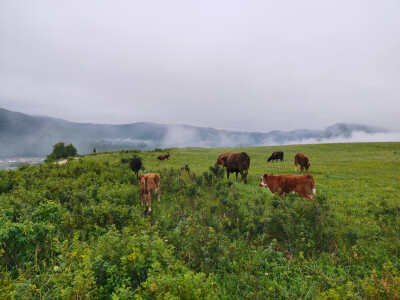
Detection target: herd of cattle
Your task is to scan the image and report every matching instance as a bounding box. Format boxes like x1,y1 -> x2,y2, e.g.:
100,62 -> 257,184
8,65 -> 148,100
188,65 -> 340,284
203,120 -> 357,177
130,151 -> 315,212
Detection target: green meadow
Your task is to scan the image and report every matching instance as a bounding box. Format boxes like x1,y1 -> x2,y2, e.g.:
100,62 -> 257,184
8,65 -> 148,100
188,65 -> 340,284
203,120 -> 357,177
1,142 -> 399,299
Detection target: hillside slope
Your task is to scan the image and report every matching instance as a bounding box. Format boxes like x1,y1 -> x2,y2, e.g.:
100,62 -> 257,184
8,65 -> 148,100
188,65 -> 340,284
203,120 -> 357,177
0,108 -> 387,158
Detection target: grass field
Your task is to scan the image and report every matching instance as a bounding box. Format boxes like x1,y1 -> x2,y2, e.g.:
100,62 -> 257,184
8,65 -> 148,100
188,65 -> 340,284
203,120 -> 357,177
0,142 -> 399,298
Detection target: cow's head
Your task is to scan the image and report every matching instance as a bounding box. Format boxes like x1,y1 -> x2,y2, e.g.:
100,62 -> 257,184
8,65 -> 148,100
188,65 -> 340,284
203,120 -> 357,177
259,174 -> 268,188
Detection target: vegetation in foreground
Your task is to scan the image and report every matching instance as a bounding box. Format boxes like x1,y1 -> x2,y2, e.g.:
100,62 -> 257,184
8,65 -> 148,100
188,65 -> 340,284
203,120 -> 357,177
0,142 -> 399,299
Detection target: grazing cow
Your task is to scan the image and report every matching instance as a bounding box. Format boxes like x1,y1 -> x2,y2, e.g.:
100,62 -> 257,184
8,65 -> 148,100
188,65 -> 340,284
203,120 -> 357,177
157,154 -> 170,161
259,173 -> 316,200
139,173 -> 161,212
93,148 -> 97,153
215,153 -> 232,166
221,152 -> 250,184
267,151 -> 284,162
130,157 -> 143,180
294,153 -> 310,174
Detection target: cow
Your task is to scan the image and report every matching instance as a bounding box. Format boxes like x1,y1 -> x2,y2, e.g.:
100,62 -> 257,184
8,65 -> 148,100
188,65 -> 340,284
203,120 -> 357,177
221,152 -> 250,184
294,153 -> 310,174
215,153 -> 232,166
139,173 -> 161,212
259,173 -> 316,200
267,151 -> 284,162
130,157 -> 143,180
157,154 -> 170,161
93,148 -> 97,153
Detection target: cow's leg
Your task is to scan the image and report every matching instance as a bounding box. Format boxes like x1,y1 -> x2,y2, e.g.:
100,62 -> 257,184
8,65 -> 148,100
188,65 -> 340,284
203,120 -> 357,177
242,169 -> 248,184
295,162 -> 298,173
235,172 -> 239,182
156,182 -> 161,202
147,194 -> 152,212
226,170 -> 230,179
140,189 -> 144,205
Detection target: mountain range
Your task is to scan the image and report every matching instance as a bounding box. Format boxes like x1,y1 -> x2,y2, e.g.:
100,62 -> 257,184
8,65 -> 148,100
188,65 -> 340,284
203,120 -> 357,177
0,108 -> 389,158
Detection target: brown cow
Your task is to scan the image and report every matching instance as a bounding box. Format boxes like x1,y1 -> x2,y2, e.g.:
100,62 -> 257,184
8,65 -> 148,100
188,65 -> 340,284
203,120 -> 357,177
157,154 -> 170,161
215,153 -> 232,166
259,173 -> 316,200
221,152 -> 250,184
139,173 -> 161,212
295,153 -> 310,174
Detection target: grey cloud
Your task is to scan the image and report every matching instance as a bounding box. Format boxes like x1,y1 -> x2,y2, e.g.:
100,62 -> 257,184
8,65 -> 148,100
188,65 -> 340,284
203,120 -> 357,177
0,0 -> 399,132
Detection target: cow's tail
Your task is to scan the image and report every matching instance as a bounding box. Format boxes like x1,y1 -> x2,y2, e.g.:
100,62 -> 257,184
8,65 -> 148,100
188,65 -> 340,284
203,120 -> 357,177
144,177 -> 148,194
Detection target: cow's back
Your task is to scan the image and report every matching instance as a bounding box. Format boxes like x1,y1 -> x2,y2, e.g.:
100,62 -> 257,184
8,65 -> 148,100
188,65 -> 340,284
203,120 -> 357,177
295,153 -> 308,165
285,174 -> 315,200
226,152 -> 250,170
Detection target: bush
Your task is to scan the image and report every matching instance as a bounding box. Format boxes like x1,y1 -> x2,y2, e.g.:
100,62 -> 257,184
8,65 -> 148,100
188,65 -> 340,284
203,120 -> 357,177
45,142 -> 78,162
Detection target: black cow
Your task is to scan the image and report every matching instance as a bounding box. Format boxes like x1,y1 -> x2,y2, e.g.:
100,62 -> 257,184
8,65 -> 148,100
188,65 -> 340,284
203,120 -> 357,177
130,157 -> 143,180
267,151 -> 284,162
221,152 -> 250,184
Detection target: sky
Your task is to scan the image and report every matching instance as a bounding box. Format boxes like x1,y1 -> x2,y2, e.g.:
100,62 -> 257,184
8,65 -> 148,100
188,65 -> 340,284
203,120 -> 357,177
0,0 -> 399,133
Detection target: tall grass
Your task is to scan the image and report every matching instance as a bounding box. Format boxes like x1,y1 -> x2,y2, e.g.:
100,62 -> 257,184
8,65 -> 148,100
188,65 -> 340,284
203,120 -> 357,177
0,142 -> 399,298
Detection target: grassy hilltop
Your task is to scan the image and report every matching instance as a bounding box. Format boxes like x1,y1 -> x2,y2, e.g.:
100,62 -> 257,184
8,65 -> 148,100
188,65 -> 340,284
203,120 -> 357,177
0,142 -> 399,298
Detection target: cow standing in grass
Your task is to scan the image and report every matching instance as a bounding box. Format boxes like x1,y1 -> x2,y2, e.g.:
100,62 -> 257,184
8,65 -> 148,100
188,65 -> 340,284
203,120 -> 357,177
295,153 -> 310,174
259,173 -> 316,200
139,173 -> 161,212
130,157 -> 142,180
221,152 -> 250,184
267,151 -> 284,162
157,154 -> 170,161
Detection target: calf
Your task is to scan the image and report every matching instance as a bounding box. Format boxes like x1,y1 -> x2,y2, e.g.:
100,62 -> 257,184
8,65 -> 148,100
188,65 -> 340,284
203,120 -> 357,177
221,152 -> 250,184
139,173 -> 161,212
267,151 -> 284,162
157,154 -> 170,161
295,153 -> 310,174
259,173 -> 316,200
215,153 -> 232,166
130,157 -> 143,180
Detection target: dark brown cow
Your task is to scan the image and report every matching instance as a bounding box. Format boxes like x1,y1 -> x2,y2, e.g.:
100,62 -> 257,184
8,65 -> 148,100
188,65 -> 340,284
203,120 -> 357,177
259,173 -> 316,200
157,154 -> 170,161
295,153 -> 310,174
139,173 -> 161,212
215,153 -> 232,166
267,151 -> 284,162
221,152 -> 250,184
130,157 -> 142,180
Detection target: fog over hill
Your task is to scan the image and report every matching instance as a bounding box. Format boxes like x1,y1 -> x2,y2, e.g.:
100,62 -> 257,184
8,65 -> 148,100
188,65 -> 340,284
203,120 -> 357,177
0,108 -> 397,159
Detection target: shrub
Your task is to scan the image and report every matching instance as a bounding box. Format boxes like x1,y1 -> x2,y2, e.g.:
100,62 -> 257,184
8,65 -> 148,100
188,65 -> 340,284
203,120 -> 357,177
45,142 -> 78,162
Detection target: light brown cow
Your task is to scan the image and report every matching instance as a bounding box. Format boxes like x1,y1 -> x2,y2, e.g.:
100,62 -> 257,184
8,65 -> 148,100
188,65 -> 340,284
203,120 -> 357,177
295,153 -> 310,174
215,153 -> 232,166
157,154 -> 170,161
139,173 -> 161,212
259,173 -> 316,200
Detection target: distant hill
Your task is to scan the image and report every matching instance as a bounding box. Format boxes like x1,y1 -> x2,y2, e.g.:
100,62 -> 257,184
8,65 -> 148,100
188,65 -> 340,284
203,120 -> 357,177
0,108 -> 388,158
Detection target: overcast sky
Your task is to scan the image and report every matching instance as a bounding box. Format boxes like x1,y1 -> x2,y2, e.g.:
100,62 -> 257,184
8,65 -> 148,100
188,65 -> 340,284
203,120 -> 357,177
0,0 -> 399,132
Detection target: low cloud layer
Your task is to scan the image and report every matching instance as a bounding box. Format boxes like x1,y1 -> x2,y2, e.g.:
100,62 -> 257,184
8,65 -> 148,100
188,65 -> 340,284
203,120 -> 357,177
283,131 -> 400,146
